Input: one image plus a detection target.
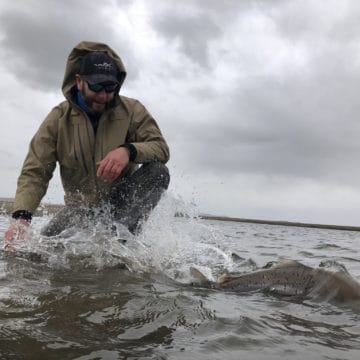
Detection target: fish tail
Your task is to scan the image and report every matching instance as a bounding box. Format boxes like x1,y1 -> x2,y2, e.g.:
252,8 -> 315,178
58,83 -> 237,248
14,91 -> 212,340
190,267 -> 213,287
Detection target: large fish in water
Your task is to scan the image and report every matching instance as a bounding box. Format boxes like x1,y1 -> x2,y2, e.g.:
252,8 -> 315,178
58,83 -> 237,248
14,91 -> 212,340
190,259 -> 360,307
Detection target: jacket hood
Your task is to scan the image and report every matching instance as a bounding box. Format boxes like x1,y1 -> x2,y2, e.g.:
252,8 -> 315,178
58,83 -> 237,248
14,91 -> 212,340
61,41 -> 127,99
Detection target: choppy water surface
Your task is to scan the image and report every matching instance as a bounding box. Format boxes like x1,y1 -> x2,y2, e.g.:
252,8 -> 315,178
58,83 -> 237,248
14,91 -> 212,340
1,197 -> 360,360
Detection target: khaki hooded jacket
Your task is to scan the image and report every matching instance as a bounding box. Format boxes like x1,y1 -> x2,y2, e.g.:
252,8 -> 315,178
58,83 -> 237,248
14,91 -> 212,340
13,41 -> 169,214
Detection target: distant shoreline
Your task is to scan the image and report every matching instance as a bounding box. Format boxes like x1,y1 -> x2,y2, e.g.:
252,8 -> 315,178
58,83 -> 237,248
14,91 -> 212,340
199,215 -> 360,232
1,197 -> 359,232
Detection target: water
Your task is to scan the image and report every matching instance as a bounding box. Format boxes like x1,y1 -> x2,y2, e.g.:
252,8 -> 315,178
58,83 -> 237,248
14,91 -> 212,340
1,196 -> 360,360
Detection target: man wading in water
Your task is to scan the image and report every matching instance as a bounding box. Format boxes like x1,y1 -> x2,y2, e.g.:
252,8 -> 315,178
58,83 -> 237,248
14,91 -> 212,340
4,41 -> 170,251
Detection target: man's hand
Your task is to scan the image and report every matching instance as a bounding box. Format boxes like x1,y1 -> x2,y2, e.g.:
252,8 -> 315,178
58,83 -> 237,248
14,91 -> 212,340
4,218 -> 30,251
96,147 -> 130,182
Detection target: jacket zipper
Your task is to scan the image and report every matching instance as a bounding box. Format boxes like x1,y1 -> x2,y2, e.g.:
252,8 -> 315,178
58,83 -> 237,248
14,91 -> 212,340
84,113 -> 101,200
77,123 -> 89,175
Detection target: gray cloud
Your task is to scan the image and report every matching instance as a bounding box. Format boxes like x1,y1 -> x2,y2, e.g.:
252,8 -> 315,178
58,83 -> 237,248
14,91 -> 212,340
152,15 -> 220,68
143,0 -> 360,190
0,0 -> 137,91
149,0 -> 293,69
175,67 -> 360,185
1,0 -> 360,224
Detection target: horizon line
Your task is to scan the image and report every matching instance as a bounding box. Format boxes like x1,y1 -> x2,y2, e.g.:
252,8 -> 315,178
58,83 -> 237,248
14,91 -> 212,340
1,197 -> 359,232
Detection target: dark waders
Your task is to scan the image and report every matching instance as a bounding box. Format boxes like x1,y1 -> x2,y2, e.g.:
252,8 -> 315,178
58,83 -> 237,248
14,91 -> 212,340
40,162 -> 170,236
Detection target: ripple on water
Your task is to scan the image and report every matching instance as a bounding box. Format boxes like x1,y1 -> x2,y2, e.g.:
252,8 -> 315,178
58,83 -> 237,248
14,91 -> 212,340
1,200 -> 360,359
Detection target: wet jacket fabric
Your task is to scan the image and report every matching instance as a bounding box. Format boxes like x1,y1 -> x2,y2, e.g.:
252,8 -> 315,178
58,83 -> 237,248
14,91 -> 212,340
13,41 -> 170,214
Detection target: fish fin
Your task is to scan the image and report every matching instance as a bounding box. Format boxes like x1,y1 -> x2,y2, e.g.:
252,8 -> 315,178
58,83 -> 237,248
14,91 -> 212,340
218,273 -> 242,284
190,267 -> 212,287
262,261 -> 278,269
231,252 -> 245,261
218,274 -> 230,284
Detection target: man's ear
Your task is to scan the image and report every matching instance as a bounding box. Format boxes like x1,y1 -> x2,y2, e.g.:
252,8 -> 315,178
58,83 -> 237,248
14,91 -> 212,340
75,74 -> 82,90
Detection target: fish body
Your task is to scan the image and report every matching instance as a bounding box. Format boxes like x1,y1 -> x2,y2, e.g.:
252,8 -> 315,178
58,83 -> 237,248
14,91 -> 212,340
191,259 -> 360,305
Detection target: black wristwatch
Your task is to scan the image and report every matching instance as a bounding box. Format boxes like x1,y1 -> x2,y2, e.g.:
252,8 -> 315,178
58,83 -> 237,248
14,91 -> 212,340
119,143 -> 137,162
12,210 -> 32,223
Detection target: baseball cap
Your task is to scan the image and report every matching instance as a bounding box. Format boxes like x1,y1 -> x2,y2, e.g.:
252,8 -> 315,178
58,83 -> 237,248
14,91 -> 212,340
79,51 -> 119,84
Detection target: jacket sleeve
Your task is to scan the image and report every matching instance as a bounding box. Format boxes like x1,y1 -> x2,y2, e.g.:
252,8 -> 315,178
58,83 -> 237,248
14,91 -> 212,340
13,109 -> 59,214
127,100 -> 170,164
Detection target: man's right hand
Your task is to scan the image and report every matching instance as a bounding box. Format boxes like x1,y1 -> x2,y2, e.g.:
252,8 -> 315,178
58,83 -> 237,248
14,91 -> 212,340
4,219 -> 30,252
96,147 -> 130,182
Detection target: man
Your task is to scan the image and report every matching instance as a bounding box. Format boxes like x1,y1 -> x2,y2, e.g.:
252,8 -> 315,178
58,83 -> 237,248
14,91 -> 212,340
4,41 -> 170,250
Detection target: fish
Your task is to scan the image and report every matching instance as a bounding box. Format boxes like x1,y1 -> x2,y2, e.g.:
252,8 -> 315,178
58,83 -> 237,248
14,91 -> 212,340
190,259 -> 360,306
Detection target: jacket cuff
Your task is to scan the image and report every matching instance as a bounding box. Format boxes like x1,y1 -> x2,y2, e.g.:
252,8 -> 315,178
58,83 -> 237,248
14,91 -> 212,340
12,210 -> 32,222
119,143 -> 137,162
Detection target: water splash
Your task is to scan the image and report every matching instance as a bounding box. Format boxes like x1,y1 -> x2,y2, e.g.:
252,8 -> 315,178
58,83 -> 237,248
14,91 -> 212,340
133,194 -> 237,281
6,194 -> 236,282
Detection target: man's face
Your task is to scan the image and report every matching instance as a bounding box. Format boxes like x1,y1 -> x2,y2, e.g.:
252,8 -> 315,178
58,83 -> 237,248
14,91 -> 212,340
76,76 -> 116,113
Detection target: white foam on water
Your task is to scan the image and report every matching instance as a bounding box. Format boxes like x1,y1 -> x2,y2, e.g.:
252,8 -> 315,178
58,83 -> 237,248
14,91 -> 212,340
10,194 -> 235,282
122,194 -> 235,281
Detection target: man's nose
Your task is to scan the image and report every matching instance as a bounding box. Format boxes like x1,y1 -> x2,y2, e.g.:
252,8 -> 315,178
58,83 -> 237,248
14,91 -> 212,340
96,89 -> 107,98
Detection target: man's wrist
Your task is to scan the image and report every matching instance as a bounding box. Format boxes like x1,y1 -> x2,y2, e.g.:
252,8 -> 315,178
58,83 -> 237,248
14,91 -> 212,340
12,210 -> 32,223
119,143 -> 137,162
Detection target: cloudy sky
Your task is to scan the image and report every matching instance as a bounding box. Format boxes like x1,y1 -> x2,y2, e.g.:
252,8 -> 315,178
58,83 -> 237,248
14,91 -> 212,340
0,0 -> 360,226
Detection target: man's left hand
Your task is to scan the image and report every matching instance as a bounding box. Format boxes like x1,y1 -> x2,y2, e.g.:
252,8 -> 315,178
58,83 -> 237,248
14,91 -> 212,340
96,147 -> 130,182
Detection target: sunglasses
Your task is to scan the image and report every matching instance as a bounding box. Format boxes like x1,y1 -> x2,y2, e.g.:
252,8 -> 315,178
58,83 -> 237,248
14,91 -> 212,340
87,82 -> 118,93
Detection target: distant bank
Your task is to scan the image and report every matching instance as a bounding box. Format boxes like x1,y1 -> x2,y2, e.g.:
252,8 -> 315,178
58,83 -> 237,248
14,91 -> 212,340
199,215 -> 360,232
0,198 -> 63,217
1,197 -> 359,232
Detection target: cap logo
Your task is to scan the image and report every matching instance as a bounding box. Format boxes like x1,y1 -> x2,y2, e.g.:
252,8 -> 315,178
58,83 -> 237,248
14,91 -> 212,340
94,62 -> 114,73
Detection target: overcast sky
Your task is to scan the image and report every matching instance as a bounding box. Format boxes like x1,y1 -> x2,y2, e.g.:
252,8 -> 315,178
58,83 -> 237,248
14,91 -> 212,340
0,0 -> 360,226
